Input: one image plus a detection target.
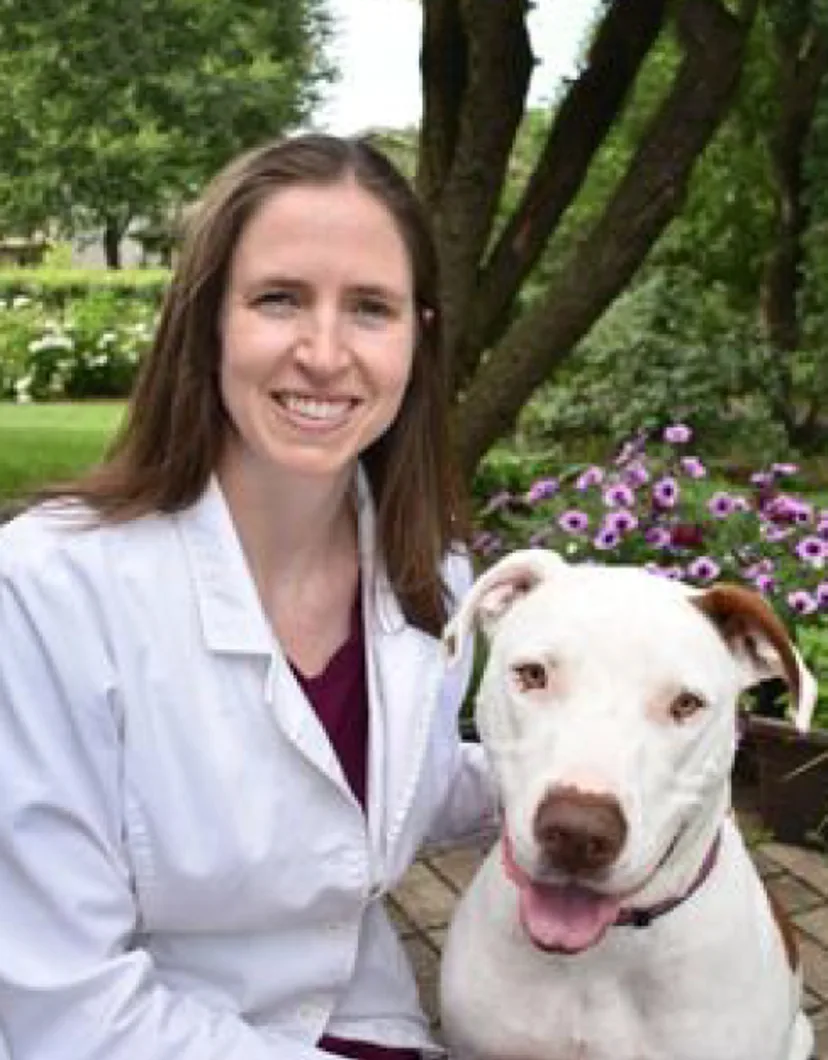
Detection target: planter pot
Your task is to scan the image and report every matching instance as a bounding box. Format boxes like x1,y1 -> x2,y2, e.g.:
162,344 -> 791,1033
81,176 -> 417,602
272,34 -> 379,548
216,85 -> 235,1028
747,716 -> 828,850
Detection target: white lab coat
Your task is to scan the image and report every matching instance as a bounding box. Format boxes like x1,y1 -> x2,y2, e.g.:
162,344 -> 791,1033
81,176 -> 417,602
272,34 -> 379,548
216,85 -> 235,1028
0,472 -> 496,1060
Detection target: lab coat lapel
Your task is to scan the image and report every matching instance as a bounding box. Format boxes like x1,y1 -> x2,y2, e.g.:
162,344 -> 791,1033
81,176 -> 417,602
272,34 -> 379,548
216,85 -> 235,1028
357,469 -> 444,867
177,478 -> 355,799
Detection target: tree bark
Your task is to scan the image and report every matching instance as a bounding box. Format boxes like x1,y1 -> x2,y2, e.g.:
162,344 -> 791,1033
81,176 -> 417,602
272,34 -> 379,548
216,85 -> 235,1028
458,0 -> 670,388
759,9 -> 828,445
103,218 -> 123,269
419,0 -> 534,367
452,0 -> 758,475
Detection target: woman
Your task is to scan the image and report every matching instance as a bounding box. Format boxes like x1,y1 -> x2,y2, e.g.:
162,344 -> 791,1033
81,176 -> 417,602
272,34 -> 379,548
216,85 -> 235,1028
0,134 -> 497,1060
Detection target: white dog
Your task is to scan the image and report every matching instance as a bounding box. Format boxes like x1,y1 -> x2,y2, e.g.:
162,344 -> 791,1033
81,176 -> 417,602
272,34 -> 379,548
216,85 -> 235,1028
439,550 -> 816,1060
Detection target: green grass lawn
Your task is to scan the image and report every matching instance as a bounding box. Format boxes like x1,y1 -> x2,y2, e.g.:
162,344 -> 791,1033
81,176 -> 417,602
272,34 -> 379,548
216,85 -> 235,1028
0,401 -> 124,502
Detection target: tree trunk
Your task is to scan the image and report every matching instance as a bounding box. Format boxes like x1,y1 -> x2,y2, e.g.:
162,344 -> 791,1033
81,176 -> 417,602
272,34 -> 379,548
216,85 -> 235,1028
448,0 -> 758,475
759,9 -> 828,444
103,219 -> 123,269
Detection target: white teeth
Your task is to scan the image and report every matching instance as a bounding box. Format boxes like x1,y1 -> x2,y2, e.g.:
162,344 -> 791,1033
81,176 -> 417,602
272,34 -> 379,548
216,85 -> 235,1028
280,394 -> 351,421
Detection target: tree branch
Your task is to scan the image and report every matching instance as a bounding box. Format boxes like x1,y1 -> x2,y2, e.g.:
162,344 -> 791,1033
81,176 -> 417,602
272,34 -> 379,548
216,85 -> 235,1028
416,0 -> 466,212
459,0 -> 670,386
454,0 -> 755,474
420,0 -> 533,368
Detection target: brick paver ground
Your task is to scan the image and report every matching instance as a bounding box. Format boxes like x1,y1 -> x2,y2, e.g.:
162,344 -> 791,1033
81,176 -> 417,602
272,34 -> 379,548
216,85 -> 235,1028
391,826 -> 828,1057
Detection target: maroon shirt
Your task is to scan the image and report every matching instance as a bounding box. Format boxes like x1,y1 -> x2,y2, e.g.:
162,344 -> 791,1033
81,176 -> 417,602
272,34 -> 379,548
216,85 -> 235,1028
290,591 -> 422,1060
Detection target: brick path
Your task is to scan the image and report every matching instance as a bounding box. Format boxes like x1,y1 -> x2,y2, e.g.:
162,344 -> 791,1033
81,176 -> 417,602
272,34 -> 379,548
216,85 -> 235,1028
390,829 -> 828,1057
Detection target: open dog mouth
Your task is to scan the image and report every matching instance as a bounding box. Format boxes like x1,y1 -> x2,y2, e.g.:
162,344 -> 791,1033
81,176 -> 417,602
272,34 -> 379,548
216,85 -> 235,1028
501,832 -> 622,953
501,827 -> 686,955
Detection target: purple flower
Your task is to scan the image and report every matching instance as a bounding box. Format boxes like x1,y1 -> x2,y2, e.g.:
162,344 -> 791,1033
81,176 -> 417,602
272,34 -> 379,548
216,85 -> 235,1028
817,517 -> 828,541
645,563 -> 684,580
744,558 -> 774,578
603,482 -> 635,508
652,477 -> 679,509
687,556 -> 720,582
680,456 -> 707,479
707,491 -> 736,519
645,527 -> 672,549
558,509 -> 589,535
788,590 -> 818,615
604,510 -> 638,535
771,462 -> 799,477
765,495 -> 813,524
788,498 -> 814,524
795,536 -> 826,565
525,478 -> 559,504
751,471 -> 774,488
816,581 -> 828,608
753,573 -> 775,594
663,423 -> 692,444
472,531 -> 503,556
575,466 -> 605,491
623,460 -> 650,487
593,528 -> 621,551
761,524 -> 793,543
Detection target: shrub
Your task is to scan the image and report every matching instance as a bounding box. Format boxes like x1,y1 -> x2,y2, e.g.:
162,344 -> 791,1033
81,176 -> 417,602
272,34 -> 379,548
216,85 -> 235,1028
0,267 -> 169,306
0,290 -> 155,400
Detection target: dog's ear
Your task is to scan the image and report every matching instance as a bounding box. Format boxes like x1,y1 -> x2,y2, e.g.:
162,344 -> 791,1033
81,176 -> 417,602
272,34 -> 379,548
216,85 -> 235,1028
692,582 -> 817,732
443,549 -> 565,666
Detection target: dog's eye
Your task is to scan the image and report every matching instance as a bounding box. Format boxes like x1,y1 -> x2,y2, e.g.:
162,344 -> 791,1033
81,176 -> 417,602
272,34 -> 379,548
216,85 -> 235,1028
512,662 -> 547,692
670,691 -> 705,722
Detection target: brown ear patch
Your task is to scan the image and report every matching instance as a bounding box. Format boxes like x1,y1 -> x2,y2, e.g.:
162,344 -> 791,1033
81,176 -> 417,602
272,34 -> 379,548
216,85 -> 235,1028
693,583 -> 801,705
763,881 -> 799,973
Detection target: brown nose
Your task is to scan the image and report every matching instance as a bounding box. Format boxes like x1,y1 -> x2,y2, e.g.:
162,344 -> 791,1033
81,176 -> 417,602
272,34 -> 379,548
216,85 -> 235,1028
533,786 -> 627,876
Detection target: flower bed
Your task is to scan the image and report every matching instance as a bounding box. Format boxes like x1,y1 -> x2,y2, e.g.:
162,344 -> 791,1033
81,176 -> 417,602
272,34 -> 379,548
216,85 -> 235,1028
473,424 -> 828,732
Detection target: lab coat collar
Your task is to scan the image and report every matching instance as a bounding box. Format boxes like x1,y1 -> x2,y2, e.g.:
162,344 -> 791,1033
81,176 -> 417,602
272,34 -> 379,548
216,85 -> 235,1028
176,466 -> 398,656
176,477 -> 273,655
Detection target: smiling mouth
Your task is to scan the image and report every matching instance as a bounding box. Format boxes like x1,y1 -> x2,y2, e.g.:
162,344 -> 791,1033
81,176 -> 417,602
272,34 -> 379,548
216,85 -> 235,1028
273,392 -> 357,425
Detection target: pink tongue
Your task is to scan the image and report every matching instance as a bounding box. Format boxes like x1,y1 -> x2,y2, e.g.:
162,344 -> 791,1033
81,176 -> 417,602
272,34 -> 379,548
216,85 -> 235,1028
519,881 -> 622,953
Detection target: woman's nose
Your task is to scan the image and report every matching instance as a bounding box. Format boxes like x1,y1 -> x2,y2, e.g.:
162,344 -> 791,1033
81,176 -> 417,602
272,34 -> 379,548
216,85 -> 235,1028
293,308 -> 349,374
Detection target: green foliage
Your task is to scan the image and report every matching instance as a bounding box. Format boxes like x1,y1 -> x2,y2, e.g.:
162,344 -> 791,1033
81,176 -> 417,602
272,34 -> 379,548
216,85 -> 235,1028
0,267 -> 169,303
517,268 -> 790,459
0,0 -> 333,248
793,625 -> 828,729
507,7 -> 827,462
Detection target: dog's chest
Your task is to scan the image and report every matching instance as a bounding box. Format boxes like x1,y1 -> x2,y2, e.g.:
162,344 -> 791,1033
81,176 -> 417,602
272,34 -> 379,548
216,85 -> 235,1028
439,850 -> 795,1060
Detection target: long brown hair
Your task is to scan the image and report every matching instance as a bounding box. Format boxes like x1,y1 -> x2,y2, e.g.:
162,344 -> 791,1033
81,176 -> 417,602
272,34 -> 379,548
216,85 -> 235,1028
41,134 -> 467,634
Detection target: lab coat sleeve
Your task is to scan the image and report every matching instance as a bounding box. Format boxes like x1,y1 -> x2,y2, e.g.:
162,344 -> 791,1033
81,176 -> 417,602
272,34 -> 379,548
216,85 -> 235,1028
423,551 -> 500,848
0,565 -> 331,1060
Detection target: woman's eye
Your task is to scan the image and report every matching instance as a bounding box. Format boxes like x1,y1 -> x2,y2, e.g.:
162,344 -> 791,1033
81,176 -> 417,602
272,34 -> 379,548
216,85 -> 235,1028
254,290 -> 300,314
352,297 -> 393,324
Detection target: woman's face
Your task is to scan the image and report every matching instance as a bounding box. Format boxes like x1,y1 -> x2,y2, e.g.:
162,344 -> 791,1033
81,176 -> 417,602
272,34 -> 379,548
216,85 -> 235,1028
217,178 -> 416,493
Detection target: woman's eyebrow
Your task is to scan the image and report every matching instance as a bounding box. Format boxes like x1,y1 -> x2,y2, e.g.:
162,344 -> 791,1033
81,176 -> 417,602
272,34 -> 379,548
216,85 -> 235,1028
348,283 -> 407,304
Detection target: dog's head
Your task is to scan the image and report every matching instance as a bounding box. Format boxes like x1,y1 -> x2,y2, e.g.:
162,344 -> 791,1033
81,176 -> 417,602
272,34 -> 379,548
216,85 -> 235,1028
444,549 -> 816,953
